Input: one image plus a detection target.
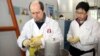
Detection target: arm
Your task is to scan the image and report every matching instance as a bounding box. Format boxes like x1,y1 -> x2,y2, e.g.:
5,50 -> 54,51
67,23 -> 73,41
17,23 -> 30,51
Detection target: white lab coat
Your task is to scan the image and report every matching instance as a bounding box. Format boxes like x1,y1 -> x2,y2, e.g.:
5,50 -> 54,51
97,38 -> 100,56
97,22 -> 100,56
67,17 -> 100,56
17,17 -> 63,56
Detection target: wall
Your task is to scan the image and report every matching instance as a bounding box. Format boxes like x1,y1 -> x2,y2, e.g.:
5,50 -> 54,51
58,0 -> 74,20
40,0 -> 58,19
0,0 -> 21,56
97,0 -> 100,7
0,0 -> 13,26
0,31 -> 21,56
12,0 -> 31,31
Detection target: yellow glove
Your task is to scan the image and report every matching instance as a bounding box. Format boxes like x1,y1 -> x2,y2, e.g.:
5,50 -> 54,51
29,34 -> 43,47
23,39 -> 30,47
29,34 -> 43,56
68,36 -> 80,44
29,47 -> 37,56
29,39 -> 42,48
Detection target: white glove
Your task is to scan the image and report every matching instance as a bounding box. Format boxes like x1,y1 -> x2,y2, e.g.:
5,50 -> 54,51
23,39 -> 31,47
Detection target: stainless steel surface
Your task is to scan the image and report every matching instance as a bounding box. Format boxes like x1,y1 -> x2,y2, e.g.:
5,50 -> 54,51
35,48 -> 69,56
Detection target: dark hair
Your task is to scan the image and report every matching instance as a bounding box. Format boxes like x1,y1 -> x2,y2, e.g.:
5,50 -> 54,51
76,2 -> 90,12
59,15 -> 63,17
29,1 -> 44,11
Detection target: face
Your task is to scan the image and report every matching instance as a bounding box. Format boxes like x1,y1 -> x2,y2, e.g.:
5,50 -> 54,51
30,2 -> 44,21
75,8 -> 88,21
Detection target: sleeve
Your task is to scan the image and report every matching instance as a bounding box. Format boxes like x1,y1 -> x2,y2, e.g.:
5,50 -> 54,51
17,23 -> 29,51
53,21 -> 64,49
67,22 -> 73,41
80,21 -> 100,45
97,37 -> 100,56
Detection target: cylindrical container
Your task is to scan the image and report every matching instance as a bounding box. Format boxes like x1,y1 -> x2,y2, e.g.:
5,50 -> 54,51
45,38 -> 60,56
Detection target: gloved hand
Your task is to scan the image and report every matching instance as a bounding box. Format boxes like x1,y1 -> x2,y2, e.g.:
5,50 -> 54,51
29,38 -> 42,48
29,34 -> 43,56
29,39 -> 42,56
23,39 -> 31,47
68,36 -> 80,44
29,34 -> 43,48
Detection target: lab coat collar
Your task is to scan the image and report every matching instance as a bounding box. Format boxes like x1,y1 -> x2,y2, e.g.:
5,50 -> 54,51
75,16 -> 88,26
31,16 -> 50,36
31,16 -> 50,24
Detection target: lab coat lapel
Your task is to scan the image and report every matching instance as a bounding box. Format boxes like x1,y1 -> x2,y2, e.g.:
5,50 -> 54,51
73,19 -> 90,35
31,18 -> 43,37
73,20 -> 80,36
40,17 -> 50,35
79,18 -> 92,37
33,21 -> 40,36
32,17 -> 49,37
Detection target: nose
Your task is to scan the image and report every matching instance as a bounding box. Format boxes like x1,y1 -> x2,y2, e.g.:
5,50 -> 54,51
77,16 -> 82,19
33,13 -> 38,18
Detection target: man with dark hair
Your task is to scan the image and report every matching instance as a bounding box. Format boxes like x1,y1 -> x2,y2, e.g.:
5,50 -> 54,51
67,2 -> 100,56
59,15 -> 66,20
76,2 -> 89,12
17,0 -> 63,56
59,15 -> 63,18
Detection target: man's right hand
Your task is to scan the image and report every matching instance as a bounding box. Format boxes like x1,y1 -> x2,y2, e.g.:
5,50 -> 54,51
23,39 -> 31,47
